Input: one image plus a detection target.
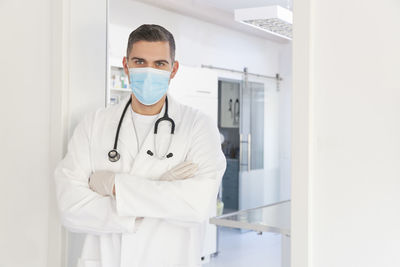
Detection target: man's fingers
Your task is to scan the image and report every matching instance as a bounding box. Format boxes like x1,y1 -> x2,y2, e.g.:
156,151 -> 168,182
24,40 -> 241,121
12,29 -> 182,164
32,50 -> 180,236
175,163 -> 198,179
172,161 -> 192,172
183,165 -> 198,178
173,163 -> 197,177
159,161 -> 199,181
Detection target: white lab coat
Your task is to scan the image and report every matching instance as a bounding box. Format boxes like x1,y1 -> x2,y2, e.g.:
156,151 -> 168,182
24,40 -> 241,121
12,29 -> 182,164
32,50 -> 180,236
54,93 -> 227,267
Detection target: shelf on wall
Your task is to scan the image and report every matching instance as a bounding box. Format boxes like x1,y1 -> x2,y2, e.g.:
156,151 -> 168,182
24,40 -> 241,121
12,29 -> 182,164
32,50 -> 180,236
111,87 -> 130,92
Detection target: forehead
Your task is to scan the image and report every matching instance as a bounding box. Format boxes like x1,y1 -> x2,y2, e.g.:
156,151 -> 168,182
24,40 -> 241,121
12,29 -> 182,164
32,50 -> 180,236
129,40 -> 171,60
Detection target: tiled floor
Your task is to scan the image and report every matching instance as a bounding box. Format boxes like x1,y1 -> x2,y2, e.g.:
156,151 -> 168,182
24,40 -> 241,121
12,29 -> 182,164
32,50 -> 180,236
204,227 -> 281,267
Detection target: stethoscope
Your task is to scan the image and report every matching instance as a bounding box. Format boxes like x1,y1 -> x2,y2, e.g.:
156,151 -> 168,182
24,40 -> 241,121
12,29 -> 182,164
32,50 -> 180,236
108,96 -> 175,162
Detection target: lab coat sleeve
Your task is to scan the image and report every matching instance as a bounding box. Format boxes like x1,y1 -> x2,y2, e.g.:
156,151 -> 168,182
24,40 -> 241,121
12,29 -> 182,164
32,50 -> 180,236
114,113 -> 227,223
54,110 -> 138,235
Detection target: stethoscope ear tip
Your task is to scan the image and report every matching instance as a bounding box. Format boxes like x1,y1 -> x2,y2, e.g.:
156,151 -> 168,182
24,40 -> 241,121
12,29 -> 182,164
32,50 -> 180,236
147,150 -> 173,159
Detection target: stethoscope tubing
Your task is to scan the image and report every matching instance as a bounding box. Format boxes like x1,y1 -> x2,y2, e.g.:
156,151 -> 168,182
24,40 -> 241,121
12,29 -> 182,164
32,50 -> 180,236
114,97 -> 132,150
108,96 -> 174,162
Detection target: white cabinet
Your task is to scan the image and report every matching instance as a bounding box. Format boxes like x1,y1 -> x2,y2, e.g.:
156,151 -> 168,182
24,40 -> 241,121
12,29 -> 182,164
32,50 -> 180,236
169,65 -> 218,122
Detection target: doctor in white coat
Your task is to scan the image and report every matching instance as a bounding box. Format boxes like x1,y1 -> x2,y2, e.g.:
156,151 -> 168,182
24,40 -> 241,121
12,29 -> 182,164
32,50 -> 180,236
54,24 -> 226,267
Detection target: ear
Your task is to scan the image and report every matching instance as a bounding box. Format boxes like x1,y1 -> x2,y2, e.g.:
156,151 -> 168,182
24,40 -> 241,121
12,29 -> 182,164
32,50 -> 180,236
123,56 -> 129,77
170,60 -> 179,79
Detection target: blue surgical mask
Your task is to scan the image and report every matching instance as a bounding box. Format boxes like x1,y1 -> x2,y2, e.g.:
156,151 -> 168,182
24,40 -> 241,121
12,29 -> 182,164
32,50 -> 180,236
129,67 -> 171,105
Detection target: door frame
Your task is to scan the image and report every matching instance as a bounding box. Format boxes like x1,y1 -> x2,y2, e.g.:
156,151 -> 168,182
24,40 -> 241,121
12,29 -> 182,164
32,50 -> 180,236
291,0 -> 312,266
49,0 -> 108,266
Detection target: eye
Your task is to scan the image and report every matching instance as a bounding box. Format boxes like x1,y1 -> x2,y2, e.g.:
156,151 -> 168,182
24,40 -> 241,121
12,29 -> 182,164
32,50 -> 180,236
134,60 -> 144,65
156,62 -> 166,67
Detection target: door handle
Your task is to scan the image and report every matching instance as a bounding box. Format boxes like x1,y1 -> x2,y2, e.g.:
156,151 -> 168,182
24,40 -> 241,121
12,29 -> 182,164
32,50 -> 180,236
239,133 -> 243,169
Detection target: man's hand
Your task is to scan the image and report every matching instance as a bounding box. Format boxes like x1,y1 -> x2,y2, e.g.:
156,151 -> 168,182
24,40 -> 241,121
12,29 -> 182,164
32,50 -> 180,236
89,170 -> 115,196
160,161 -> 198,181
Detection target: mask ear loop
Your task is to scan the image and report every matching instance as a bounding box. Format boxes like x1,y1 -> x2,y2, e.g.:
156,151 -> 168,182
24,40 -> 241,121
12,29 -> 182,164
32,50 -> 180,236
125,57 -> 131,84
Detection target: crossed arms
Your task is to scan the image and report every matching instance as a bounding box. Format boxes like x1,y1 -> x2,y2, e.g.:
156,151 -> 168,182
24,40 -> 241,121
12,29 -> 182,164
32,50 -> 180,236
54,111 -> 226,235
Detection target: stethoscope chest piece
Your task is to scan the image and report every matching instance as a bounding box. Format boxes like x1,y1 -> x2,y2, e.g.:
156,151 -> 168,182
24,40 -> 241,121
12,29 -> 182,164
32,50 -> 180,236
108,149 -> 120,162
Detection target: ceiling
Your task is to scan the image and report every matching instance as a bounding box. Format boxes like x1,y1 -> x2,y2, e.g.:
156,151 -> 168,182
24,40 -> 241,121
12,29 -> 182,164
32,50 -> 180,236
131,0 -> 293,42
198,0 -> 293,12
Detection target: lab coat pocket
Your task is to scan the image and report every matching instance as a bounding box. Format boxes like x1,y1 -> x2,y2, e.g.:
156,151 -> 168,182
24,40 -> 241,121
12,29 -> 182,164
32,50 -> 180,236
77,258 -> 101,267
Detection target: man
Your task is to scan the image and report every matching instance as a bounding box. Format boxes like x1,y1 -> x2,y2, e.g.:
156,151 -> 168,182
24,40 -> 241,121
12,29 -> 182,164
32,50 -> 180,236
54,24 -> 226,267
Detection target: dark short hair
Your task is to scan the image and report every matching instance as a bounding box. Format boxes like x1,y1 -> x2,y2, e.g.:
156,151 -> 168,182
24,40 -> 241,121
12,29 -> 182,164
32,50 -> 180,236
126,24 -> 176,62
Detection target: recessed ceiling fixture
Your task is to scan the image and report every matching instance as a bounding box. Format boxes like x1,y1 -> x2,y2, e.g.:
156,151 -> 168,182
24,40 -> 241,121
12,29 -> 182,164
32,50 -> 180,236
234,5 -> 293,40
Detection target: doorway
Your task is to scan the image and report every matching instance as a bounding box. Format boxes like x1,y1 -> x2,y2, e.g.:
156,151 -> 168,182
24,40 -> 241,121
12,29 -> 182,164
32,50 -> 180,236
218,78 -> 266,214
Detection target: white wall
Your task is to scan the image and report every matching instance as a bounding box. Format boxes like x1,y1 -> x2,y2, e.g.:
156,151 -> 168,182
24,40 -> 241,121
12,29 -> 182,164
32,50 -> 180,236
293,0 -> 400,266
109,0 -> 292,204
0,0 -> 51,266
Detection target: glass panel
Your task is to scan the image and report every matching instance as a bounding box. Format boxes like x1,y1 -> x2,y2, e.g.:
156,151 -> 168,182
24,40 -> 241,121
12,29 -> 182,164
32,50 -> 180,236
240,79 -> 250,171
210,200 -> 290,235
219,81 -> 240,129
218,80 -> 241,212
250,82 -> 264,170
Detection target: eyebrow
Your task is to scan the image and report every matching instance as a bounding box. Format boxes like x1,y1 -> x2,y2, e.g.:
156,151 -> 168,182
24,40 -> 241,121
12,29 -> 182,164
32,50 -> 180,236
130,57 -> 145,61
130,57 -> 170,64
